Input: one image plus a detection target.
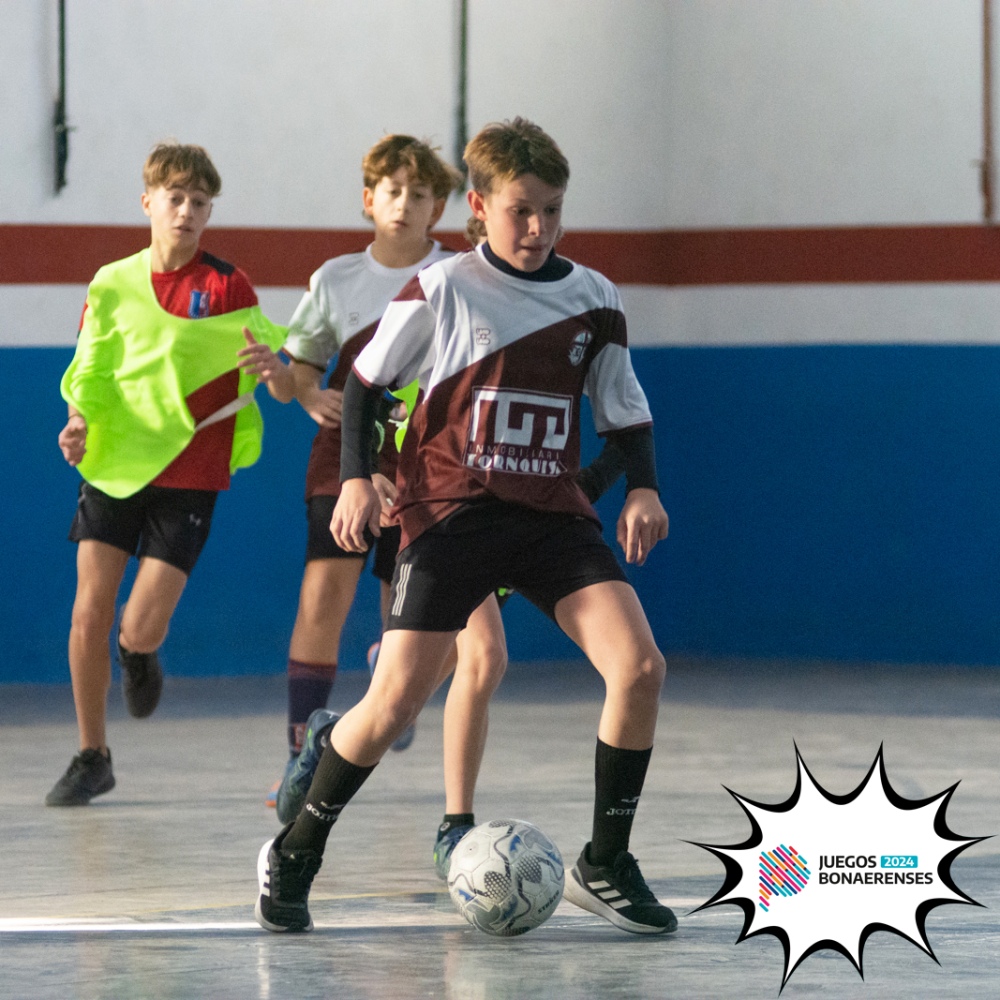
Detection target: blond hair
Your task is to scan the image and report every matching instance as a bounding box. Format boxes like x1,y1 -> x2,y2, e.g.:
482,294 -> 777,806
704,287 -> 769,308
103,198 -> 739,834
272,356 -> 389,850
143,142 -> 222,196
463,118 -> 569,244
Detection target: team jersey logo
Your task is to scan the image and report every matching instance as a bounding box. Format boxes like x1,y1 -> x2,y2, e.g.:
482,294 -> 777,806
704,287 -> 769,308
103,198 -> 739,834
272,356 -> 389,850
568,329 -> 592,366
188,290 -> 211,318
475,327 -> 492,347
464,387 -> 571,477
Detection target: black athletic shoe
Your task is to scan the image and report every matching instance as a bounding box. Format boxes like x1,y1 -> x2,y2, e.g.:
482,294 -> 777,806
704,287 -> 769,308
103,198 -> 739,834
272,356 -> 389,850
118,639 -> 163,718
255,823 -> 322,932
46,749 -> 115,806
563,843 -> 678,934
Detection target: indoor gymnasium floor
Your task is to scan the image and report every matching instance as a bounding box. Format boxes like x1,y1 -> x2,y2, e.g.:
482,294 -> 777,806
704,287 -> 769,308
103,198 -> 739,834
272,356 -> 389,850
1,657 -> 997,1000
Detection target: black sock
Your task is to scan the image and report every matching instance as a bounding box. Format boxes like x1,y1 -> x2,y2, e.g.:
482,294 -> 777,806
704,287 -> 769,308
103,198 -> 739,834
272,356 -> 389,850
589,739 -> 652,867
282,743 -> 376,854
439,813 -> 475,835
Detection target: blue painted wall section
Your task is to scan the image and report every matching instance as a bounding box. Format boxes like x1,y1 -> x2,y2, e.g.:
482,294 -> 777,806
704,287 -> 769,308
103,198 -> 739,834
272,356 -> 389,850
630,346 -> 1000,666
3,344 -> 998,684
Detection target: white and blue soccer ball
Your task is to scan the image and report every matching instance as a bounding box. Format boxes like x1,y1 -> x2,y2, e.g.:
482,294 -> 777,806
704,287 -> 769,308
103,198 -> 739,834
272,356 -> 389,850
447,819 -> 565,936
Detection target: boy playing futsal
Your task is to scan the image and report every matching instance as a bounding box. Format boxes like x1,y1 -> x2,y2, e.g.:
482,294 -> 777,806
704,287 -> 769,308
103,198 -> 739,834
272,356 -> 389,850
256,118 -> 675,935
48,142 -> 288,806
267,135 -> 509,876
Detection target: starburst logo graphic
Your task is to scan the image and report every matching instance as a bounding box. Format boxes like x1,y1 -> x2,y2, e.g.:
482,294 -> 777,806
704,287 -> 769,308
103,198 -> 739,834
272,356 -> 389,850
691,745 -> 987,990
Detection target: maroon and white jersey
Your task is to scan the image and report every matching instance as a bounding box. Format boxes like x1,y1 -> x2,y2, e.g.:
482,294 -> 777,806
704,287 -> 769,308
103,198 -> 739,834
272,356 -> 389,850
283,242 -> 453,498
353,245 -> 652,548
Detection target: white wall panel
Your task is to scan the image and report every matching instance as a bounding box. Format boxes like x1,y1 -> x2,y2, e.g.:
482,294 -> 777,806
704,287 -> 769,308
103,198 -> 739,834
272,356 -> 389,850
1,1 -> 985,231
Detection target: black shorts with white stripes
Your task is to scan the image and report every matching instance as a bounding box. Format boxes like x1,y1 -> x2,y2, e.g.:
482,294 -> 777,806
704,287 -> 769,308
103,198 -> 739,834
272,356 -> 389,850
385,500 -> 627,632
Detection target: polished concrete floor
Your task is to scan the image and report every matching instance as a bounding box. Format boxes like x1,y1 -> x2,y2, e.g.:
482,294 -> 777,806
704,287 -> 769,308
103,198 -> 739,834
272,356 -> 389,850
1,657 -> 997,1000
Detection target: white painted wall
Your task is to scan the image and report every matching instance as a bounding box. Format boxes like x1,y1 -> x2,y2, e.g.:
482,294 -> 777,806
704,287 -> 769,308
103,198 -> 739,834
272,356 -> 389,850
2,1 -> 984,228
0,1 -> 991,346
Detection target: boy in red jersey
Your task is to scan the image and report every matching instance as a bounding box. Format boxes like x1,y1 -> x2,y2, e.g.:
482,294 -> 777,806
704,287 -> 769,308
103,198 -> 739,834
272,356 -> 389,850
48,142 -> 288,806
255,119 -> 676,936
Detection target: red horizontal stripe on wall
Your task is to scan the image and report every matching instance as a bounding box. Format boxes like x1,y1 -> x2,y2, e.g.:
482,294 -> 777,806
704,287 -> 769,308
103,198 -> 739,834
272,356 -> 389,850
5,223 -> 1000,287
556,226 -> 1000,284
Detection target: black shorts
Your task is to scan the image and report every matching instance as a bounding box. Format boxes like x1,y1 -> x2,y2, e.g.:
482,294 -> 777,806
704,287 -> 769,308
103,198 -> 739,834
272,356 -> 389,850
68,482 -> 217,576
305,494 -> 400,586
386,501 -> 628,632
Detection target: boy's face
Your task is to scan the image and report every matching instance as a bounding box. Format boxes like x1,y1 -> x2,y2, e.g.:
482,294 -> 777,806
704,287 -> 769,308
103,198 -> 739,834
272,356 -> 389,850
363,167 -> 444,244
141,180 -> 213,256
468,173 -> 564,272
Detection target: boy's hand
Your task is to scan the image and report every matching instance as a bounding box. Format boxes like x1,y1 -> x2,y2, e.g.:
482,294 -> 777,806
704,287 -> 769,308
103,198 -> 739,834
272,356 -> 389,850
58,414 -> 88,466
238,328 -> 293,399
331,478 -> 381,552
616,487 -> 669,566
299,384 -> 343,428
371,472 -> 398,528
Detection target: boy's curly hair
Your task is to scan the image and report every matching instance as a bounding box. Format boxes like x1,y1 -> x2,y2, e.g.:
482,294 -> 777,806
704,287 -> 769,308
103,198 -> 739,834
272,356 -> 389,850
362,135 -> 464,201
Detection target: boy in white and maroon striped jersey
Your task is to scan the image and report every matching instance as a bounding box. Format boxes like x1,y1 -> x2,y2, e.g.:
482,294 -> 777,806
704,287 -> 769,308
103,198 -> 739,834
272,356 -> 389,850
255,118 -> 676,937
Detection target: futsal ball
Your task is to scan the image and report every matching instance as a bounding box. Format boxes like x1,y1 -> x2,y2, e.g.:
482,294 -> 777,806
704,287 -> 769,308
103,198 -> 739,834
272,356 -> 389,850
447,819 -> 565,936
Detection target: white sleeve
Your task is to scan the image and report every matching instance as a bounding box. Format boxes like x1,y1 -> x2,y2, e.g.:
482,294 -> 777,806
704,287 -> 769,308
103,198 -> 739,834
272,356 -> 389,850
584,302 -> 652,433
282,267 -> 341,369
353,294 -> 437,390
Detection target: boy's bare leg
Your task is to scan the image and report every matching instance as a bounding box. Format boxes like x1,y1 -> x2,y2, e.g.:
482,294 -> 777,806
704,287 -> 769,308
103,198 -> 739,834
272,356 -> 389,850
442,594 -> 507,813
330,628 -> 459,766
288,558 -> 364,664
554,579 -> 676,933
555,580 -> 665,749
271,573 -> 400,822
69,540 -> 130,750
430,595 -> 507,877
118,556 -> 188,653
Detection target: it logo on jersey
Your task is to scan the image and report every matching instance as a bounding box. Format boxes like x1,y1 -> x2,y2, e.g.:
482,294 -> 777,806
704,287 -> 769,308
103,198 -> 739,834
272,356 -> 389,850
568,329 -> 591,366
475,327 -> 492,346
464,387 -> 571,476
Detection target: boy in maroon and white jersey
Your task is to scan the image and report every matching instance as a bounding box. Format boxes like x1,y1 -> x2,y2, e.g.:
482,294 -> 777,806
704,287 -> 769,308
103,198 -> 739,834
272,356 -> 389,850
255,119 -> 675,936
266,136 -> 509,877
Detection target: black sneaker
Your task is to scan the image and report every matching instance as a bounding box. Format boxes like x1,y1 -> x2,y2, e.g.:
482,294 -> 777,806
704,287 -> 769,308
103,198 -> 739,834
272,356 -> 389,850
46,749 -> 115,806
255,823 -> 322,932
118,639 -> 163,718
563,843 -> 678,934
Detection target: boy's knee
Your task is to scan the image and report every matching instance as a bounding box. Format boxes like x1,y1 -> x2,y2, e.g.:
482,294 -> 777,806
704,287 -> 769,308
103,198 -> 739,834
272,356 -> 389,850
620,648 -> 666,697
373,691 -> 421,737
118,620 -> 167,654
461,641 -> 508,691
70,598 -> 116,640
479,638 -> 508,683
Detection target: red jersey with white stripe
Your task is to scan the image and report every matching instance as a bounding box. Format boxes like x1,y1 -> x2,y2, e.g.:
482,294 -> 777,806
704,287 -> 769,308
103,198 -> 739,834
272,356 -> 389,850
75,249 -> 258,491
353,245 -> 652,548
282,242 -> 453,499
